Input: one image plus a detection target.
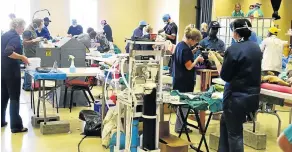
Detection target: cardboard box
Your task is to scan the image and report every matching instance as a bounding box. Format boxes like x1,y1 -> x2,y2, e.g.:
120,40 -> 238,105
159,121 -> 191,152
163,104 -> 175,114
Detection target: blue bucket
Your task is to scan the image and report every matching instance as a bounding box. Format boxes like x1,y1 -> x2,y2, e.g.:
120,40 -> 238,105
94,100 -> 115,115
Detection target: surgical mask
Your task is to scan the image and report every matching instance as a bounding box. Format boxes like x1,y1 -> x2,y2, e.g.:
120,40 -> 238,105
73,24 -> 77,27
164,21 -> 168,24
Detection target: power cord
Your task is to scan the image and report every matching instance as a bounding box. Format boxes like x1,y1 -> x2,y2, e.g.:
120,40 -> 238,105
78,135 -> 87,152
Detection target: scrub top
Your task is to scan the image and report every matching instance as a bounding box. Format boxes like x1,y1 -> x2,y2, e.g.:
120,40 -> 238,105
231,32 -> 260,45
103,24 -> 113,42
284,125 -> 292,143
23,27 -> 38,58
1,29 -> 22,77
199,36 -> 226,53
221,40 -> 262,113
232,10 -> 245,17
67,25 -> 83,36
163,22 -> 178,44
36,26 -> 51,40
172,41 -> 195,92
125,27 -> 144,53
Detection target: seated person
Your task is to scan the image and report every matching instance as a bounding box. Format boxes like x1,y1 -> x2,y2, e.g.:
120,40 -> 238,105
96,32 -> 110,53
142,25 -> 154,50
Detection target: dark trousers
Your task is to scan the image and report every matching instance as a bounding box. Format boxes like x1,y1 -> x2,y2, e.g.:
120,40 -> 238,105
1,76 -> 23,129
271,0 -> 282,11
218,110 -> 245,152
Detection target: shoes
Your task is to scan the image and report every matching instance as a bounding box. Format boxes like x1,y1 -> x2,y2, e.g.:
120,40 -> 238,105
1,122 -> 7,127
11,128 -> 28,133
272,12 -> 281,20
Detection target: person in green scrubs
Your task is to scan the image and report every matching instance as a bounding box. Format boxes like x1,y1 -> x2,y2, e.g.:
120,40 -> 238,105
232,3 -> 244,17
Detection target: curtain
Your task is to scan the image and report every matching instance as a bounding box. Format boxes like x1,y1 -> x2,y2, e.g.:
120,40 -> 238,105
199,0 -> 213,27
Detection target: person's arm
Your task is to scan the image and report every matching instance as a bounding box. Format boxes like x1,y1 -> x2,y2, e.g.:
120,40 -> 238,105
260,39 -> 266,52
185,56 -> 203,70
182,48 -> 203,70
278,125 -> 292,152
4,37 -> 29,64
67,26 -> 72,35
80,25 -> 83,33
219,48 -> 236,82
22,31 -> 39,47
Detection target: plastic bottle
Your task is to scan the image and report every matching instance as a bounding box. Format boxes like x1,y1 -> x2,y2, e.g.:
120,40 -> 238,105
68,55 -> 76,73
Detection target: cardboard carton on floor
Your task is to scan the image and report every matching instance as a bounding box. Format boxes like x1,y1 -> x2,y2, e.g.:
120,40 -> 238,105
159,121 -> 191,152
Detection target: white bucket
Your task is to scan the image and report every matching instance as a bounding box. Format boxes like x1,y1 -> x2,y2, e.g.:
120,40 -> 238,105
27,57 -> 41,71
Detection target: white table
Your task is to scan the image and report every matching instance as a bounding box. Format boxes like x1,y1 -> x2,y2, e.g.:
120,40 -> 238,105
212,78 -> 292,136
58,67 -> 100,77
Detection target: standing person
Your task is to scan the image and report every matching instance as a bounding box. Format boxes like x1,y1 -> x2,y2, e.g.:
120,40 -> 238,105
101,20 -> 114,50
173,24 -> 204,133
1,18 -> 29,133
261,27 -> 287,76
67,19 -> 83,37
75,27 -> 95,48
200,22 -> 208,39
36,17 -> 52,40
232,3 -> 245,17
142,25 -> 155,50
22,19 -> 43,91
208,19 -> 262,152
125,20 -> 148,53
198,21 -> 225,53
158,14 -> 178,74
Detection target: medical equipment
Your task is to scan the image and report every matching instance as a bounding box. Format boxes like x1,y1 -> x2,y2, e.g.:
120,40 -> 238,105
112,40 -> 166,152
68,55 -> 76,73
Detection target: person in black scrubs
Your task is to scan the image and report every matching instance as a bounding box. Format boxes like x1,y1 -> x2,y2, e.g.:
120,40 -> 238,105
173,24 -> 204,133
67,19 -> 83,37
101,20 -> 113,42
158,14 -> 178,74
1,18 -> 29,133
208,19 -> 262,152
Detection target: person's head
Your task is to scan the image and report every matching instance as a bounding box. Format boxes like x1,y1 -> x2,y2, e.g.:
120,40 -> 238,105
10,18 -> 26,35
87,27 -> 94,34
255,3 -> 261,9
145,25 -> 153,34
32,18 -> 44,31
72,19 -> 77,26
268,27 -> 280,37
235,3 -> 241,12
184,24 -> 202,47
200,22 -> 208,32
208,21 -> 221,37
139,20 -> 147,29
9,13 -> 16,20
231,19 -> 252,42
89,31 -> 97,39
249,5 -> 254,10
100,20 -> 107,27
43,17 -> 51,27
162,14 -> 171,24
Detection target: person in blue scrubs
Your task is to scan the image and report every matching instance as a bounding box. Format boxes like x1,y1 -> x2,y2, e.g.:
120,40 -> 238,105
101,20 -> 113,42
173,25 -> 204,133
208,19 -> 262,152
36,17 -> 52,40
278,125 -> 292,152
1,18 -> 29,133
67,19 -> 83,37
199,21 -> 226,53
125,20 -> 147,53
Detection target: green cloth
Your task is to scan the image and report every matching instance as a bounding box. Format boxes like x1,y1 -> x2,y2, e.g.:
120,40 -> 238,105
114,45 -> 121,54
232,10 -> 244,17
246,8 -> 264,17
170,86 -> 223,112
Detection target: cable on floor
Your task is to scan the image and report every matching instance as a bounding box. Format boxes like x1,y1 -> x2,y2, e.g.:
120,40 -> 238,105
78,135 -> 87,152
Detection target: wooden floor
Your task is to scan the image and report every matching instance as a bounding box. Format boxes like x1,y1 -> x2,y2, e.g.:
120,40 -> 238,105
1,85 -> 288,152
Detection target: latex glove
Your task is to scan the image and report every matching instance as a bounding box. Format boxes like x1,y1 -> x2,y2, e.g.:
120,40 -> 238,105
208,51 -> 217,61
196,55 -> 204,63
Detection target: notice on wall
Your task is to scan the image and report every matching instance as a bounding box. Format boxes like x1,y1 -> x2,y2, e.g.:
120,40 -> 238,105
45,49 -> 52,56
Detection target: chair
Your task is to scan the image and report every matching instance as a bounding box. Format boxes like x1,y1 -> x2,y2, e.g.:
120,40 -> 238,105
63,64 -> 98,112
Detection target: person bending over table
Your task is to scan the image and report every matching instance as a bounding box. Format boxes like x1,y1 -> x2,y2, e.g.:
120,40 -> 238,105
208,19 -> 262,152
172,24 -> 204,133
1,18 -> 29,133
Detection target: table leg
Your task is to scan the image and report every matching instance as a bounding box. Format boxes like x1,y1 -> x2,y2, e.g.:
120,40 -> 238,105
55,80 -> 59,113
42,80 -> 47,125
195,110 -> 212,152
37,80 -> 41,117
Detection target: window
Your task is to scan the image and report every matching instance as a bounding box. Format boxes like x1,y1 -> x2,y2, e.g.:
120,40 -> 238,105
70,0 -> 98,33
0,0 -> 30,32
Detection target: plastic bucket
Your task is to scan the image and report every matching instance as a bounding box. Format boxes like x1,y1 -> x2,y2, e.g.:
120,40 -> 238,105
27,58 -> 41,71
94,100 -> 115,115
